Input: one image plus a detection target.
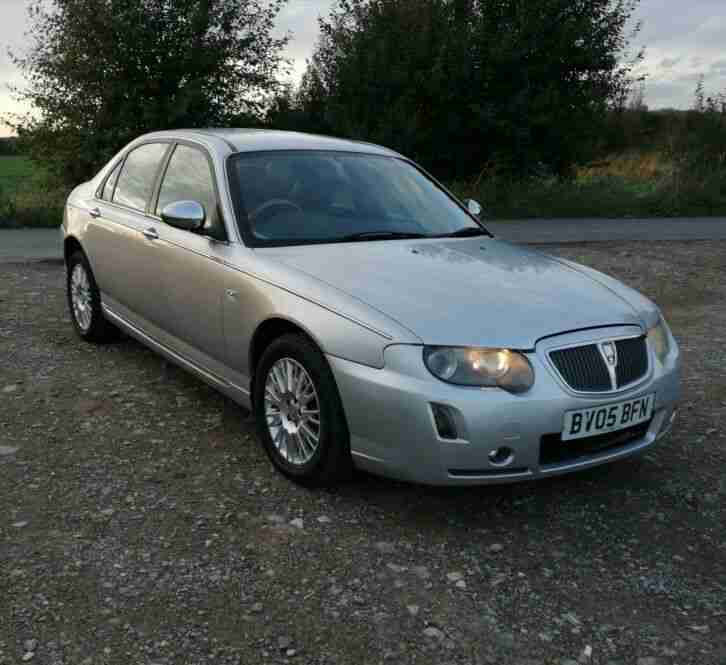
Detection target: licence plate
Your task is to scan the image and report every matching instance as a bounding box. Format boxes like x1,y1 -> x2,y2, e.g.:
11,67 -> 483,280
562,394 -> 655,441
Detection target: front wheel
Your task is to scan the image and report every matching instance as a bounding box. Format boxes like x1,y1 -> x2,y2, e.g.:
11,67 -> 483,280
66,250 -> 118,343
253,334 -> 352,486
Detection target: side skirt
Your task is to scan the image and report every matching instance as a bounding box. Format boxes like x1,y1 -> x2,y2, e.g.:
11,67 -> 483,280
102,303 -> 253,411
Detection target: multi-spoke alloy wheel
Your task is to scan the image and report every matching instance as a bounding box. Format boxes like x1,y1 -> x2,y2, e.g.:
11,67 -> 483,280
253,334 -> 352,486
66,250 -> 118,343
70,263 -> 93,332
264,358 -> 321,466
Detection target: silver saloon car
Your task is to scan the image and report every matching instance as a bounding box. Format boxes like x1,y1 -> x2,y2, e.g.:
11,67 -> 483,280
62,129 -> 680,486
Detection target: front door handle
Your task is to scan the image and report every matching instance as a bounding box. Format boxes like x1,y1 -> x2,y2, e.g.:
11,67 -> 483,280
89,207 -> 101,219
143,227 -> 159,241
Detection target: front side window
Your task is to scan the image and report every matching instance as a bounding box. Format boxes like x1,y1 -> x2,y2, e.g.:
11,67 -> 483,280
113,143 -> 168,212
228,151 -> 485,246
156,144 -> 217,222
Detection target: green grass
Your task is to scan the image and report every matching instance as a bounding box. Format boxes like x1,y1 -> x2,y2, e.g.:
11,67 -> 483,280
0,156 -> 35,193
452,151 -> 726,219
0,156 -> 66,228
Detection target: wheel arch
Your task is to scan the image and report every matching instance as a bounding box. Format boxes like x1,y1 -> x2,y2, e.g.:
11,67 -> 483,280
64,236 -> 85,265
249,316 -> 325,387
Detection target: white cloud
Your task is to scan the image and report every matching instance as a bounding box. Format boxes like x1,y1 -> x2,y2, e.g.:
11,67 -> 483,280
635,1 -> 726,108
658,57 -> 681,69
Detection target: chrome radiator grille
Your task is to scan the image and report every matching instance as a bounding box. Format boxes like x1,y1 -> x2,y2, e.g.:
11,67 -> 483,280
549,336 -> 648,392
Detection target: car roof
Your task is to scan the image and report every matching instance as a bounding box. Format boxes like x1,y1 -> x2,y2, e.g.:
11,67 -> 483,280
141,129 -> 401,158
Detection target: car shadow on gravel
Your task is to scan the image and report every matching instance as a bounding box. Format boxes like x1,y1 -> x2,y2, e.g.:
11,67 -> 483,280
339,455 -> 659,523
113,329 -> 669,511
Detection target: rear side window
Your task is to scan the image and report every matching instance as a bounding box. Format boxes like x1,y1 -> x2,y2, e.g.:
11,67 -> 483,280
113,143 -> 168,212
101,161 -> 122,201
156,144 -> 217,220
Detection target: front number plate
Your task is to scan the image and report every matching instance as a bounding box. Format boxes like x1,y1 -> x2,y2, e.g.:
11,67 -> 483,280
562,394 -> 655,441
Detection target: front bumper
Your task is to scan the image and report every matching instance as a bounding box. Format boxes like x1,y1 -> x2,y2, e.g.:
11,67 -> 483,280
329,326 -> 680,486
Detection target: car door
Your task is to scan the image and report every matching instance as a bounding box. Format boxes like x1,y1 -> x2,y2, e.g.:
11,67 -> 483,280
151,142 -> 231,374
83,141 -> 171,329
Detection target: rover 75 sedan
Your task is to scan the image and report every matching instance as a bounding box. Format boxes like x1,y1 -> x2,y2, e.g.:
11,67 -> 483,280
62,129 -> 680,486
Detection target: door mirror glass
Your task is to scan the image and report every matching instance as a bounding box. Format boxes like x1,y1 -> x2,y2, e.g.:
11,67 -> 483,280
160,200 -> 205,231
466,199 -> 483,217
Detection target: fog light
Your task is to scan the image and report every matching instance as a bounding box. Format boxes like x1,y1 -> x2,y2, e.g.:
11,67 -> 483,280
488,447 -> 515,467
431,404 -> 459,440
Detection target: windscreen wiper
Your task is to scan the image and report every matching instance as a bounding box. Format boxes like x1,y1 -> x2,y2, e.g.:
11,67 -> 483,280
339,231 -> 430,242
441,226 -> 490,238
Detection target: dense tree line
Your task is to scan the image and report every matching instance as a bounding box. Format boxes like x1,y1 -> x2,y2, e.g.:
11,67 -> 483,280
270,0 -> 642,180
7,0 -> 642,184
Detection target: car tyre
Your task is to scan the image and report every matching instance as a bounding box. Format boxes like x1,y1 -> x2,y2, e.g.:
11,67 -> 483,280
253,333 -> 352,487
66,250 -> 118,343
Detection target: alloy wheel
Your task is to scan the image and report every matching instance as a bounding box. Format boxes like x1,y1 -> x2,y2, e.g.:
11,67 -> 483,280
264,357 -> 321,466
70,263 -> 93,332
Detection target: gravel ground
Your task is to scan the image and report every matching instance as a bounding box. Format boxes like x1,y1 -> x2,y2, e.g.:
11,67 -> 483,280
1,241 -> 725,665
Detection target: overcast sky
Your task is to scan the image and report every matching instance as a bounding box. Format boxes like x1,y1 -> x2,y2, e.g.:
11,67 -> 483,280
2,0 -> 725,137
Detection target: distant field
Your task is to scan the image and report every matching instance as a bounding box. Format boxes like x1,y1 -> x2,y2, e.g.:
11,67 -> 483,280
0,156 -> 65,228
0,155 -> 35,194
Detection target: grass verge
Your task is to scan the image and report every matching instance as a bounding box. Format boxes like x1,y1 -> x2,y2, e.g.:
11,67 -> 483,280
451,152 -> 726,219
0,155 -> 66,228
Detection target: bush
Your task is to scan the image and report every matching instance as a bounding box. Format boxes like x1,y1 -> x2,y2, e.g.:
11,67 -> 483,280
0,137 -> 19,156
0,183 -> 16,225
9,185 -> 66,228
0,161 -> 66,228
449,92 -> 726,220
452,154 -> 726,220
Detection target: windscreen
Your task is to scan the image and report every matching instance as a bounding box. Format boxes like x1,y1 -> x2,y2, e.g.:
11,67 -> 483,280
228,151 -> 483,246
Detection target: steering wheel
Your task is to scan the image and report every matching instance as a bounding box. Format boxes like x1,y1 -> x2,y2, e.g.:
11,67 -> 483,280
248,199 -> 302,224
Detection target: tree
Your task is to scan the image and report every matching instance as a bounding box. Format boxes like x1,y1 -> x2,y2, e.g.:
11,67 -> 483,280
287,0 -> 643,179
7,0 -> 290,185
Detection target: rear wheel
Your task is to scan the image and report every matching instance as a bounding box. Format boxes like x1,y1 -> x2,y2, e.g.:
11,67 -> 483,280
253,334 -> 352,486
66,250 -> 118,343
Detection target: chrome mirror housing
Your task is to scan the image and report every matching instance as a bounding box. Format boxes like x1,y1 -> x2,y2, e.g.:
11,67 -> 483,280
161,200 -> 205,231
466,199 -> 483,217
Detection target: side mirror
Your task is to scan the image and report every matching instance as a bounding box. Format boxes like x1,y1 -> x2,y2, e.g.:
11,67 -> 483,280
161,200 -> 205,231
466,199 -> 483,217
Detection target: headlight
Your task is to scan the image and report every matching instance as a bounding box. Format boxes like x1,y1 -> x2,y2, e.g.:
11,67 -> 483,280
647,316 -> 671,364
423,347 -> 534,393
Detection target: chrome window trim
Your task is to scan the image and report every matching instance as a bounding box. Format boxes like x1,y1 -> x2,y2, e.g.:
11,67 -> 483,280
93,135 -> 239,243
95,158 -> 124,201
107,141 -> 174,213
93,198 -> 155,221
544,332 -> 652,398
151,140 -> 227,239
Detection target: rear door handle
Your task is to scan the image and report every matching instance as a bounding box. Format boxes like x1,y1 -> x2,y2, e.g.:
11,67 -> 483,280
143,227 -> 159,241
89,207 -> 101,219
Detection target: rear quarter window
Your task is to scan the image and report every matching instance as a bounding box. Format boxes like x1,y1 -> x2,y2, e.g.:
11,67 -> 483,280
100,161 -> 122,201
113,143 -> 168,212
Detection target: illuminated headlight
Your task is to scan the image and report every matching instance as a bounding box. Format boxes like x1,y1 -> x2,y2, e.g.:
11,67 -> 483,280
647,316 -> 671,364
423,347 -> 534,393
